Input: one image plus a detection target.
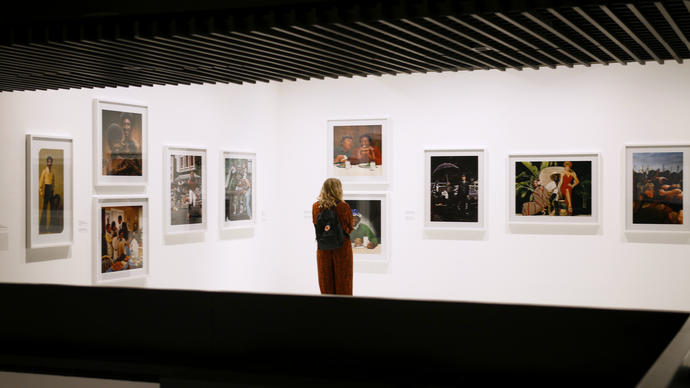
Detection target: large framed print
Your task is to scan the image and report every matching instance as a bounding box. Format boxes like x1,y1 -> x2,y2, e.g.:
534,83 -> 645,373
343,192 -> 389,263
509,153 -> 599,224
328,118 -> 389,185
26,134 -> 73,248
93,99 -> 147,187
425,149 -> 485,229
221,151 -> 256,229
626,145 -> 689,232
93,196 -> 148,283
165,146 -> 207,234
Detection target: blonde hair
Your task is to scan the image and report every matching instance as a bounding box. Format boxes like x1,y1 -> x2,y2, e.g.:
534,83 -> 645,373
317,178 -> 343,209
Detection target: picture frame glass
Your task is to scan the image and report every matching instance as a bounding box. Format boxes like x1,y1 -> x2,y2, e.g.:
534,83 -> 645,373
509,154 -> 599,223
328,119 -> 387,184
27,135 -> 73,248
222,153 -> 256,227
626,145 -> 688,231
166,147 -> 207,233
344,192 -> 388,262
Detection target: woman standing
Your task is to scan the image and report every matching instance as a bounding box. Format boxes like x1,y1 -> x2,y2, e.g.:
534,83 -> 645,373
312,178 -> 354,295
560,161 -> 579,216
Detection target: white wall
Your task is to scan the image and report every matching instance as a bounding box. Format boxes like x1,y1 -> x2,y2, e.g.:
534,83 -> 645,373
1,62 -> 689,311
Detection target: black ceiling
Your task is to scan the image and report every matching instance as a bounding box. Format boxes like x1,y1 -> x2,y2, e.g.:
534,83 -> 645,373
2,0 -> 689,92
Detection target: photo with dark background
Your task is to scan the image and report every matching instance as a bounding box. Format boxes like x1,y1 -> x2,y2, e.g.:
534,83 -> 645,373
429,155 -> 478,223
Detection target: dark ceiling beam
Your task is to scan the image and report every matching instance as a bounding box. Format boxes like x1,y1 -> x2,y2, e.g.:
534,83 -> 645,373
627,3 -> 682,64
289,25 -> 419,74
330,23 -> 447,72
355,21 -> 469,72
494,12 -> 576,68
399,18 -> 508,71
376,20 -> 485,70
523,11 -> 602,65
270,27 -> 392,76
446,16 -> 542,70
572,6 -> 644,65
654,2 -> 690,54
470,14 -> 558,69
422,17 -> 522,71
547,8 -> 625,65
600,5 -> 662,64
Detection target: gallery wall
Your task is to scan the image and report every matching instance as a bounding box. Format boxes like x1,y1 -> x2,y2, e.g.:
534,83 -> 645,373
1,62 -> 689,311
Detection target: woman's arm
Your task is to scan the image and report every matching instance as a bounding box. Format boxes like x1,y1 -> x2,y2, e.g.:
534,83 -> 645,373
571,172 -> 579,188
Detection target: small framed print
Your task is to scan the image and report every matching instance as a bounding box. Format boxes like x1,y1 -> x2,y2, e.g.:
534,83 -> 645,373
425,149 -> 485,229
626,145 -> 689,232
221,151 -> 256,230
327,118 -> 389,185
509,153 -> 600,224
93,99 -> 147,187
343,192 -> 389,263
93,196 -> 148,283
26,134 -> 73,248
164,146 -> 207,234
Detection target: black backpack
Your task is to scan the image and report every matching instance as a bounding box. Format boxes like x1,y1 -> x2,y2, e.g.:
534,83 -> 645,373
315,204 -> 345,250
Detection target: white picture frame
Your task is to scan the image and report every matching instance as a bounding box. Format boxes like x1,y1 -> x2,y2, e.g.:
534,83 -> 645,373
93,196 -> 148,283
327,118 -> 389,185
424,148 -> 485,230
220,150 -> 257,230
625,144 -> 689,233
93,98 -> 148,187
26,134 -> 73,249
343,191 -> 389,264
164,146 -> 207,234
508,153 -> 600,225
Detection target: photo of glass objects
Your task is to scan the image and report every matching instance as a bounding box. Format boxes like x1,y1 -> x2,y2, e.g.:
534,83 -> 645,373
429,155 -> 478,223
170,154 -> 203,225
346,199 -> 382,254
38,148 -> 64,234
101,109 -> 143,177
333,124 -> 383,176
632,152 -> 683,225
515,160 -> 593,217
224,157 -> 253,222
100,205 -> 144,273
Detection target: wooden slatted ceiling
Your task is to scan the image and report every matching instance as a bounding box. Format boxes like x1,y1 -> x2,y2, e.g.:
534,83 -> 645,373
1,0 -> 689,92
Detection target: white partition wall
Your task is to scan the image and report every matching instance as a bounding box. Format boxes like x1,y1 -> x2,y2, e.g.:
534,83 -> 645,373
1,62 -> 690,311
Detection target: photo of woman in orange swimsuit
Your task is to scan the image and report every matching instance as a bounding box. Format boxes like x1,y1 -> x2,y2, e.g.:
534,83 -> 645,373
560,161 -> 580,216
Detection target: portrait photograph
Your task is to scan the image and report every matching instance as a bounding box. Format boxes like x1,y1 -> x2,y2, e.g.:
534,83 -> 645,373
94,99 -> 148,186
327,118 -> 388,184
509,154 -> 599,224
26,134 -> 73,248
165,146 -> 207,233
343,192 -> 389,262
626,145 -> 689,232
425,149 -> 485,229
94,197 -> 148,283
222,151 -> 256,229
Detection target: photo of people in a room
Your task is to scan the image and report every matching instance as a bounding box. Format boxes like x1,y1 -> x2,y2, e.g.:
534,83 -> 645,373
170,154 -> 203,225
224,157 -> 253,222
632,152 -> 683,224
102,110 -> 143,176
333,124 -> 383,177
38,148 -> 64,234
100,206 -> 143,273
430,155 -> 479,223
515,160 -> 592,217
346,199 -> 382,255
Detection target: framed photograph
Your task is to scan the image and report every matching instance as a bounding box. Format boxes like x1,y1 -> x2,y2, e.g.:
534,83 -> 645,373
327,118 -> 389,185
93,99 -> 147,187
343,192 -> 389,263
509,153 -> 599,224
626,145 -> 688,232
425,149 -> 485,229
221,151 -> 256,229
93,196 -> 148,283
26,134 -> 73,249
165,146 -> 207,234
